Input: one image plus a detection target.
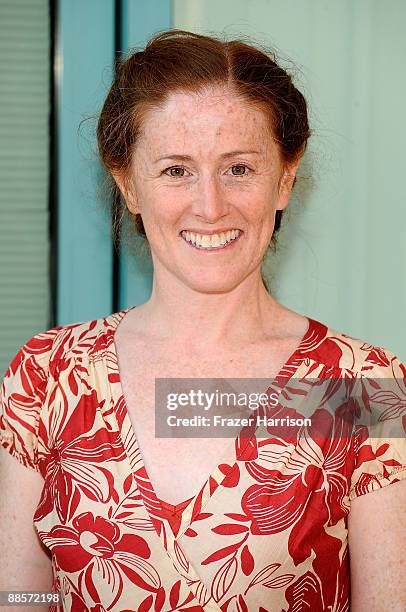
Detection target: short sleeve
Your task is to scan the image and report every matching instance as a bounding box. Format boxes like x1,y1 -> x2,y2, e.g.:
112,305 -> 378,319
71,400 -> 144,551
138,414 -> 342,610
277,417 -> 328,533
0,328 -> 59,473
349,348 -> 406,500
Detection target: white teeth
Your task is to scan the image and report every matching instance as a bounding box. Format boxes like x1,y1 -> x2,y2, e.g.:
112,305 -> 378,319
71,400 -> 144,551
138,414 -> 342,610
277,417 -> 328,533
181,229 -> 240,249
210,234 -> 221,247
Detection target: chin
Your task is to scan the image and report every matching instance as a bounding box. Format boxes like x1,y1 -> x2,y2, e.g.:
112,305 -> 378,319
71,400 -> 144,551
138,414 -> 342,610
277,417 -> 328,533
182,274 -> 242,294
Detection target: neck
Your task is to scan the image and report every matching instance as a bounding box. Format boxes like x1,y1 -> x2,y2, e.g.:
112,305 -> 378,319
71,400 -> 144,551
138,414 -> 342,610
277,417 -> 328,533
130,269 -> 286,351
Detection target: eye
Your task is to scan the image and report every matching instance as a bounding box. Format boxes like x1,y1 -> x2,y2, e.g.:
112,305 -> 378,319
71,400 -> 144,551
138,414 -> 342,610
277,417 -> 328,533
229,164 -> 251,176
162,164 -> 252,178
163,166 -> 189,178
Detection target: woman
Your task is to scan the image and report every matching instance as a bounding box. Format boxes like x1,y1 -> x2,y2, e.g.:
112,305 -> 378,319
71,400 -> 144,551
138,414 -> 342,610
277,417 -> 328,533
1,29 -> 405,612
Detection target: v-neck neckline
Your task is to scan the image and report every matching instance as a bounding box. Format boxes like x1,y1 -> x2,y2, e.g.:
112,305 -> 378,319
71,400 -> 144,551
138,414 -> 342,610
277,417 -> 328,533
105,305 -> 320,546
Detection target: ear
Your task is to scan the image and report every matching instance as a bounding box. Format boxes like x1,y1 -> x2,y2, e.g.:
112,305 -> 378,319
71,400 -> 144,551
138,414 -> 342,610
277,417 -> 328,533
276,157 -> 302,211
112,172 -> 140,215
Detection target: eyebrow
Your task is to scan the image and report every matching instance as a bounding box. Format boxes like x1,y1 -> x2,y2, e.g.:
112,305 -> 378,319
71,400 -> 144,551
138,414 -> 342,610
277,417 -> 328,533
153,150 -> 261,163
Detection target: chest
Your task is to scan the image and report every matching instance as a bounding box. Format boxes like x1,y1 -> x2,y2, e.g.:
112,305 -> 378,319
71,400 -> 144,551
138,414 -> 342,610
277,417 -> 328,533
114,337 -> 298,505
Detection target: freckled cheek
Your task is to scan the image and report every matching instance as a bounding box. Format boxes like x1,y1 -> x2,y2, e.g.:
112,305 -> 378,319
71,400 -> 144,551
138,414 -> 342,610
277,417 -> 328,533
239,195 -> 275,221
140,202 -> 185,239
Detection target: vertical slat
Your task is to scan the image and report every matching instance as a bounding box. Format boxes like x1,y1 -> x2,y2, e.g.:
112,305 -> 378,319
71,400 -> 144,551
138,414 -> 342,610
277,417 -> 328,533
118,0 -> 172,309
0,0 -> 50,376
56,0 -> 115,325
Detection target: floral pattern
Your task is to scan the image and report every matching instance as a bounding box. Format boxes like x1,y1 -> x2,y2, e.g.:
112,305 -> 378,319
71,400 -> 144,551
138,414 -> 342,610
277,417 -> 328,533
1,306 -> 405,611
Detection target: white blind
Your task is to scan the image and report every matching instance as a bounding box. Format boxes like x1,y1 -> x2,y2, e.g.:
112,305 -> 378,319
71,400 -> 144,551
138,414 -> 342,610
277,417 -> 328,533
0,0 -> 50,376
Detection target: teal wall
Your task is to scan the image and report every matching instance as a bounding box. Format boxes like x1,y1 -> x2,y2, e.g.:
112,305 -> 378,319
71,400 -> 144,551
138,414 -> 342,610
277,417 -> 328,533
57,0 -> 115,325
56,0 -> 171,325
172,0 -> 406,359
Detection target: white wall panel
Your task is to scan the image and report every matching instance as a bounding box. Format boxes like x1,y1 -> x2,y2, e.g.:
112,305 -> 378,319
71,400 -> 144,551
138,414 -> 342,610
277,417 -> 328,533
173,0 -> 406,358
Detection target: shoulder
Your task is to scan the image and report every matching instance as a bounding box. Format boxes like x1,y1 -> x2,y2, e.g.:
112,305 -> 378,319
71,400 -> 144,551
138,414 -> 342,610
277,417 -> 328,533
303,321 -> 406,504
10,309 -> 127,375
304,317 -> 405,376
1,308 -> 124,413
0,310 -> 125,472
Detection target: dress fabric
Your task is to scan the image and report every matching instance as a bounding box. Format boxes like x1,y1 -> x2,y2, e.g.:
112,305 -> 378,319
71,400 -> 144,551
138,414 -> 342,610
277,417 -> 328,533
1,306 -> 405,612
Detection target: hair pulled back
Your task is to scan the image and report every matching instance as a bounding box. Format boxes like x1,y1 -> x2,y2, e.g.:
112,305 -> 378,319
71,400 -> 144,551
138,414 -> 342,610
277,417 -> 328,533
97,29 -> 310,275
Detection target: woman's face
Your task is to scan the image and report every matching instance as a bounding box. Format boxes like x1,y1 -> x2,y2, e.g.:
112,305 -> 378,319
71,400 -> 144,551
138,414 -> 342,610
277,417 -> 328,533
123,85 -> 299,293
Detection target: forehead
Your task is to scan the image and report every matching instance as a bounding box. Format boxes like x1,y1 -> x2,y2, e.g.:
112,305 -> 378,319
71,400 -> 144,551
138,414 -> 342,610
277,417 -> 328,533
137,86 -> 275,154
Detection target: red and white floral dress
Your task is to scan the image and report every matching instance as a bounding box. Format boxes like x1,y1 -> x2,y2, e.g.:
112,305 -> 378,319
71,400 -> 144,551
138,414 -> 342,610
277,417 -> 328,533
1,307 -> 405,612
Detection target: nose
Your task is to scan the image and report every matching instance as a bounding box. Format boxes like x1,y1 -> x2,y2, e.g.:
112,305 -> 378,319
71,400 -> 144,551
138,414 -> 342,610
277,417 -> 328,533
191,173 -> 230,223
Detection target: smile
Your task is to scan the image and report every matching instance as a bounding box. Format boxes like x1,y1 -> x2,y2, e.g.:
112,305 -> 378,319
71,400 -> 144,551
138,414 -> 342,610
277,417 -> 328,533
180,229 -> 242,250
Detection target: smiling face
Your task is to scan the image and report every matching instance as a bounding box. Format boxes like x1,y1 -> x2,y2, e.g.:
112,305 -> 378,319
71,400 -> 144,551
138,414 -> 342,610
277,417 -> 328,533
118,85 -> 300,294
